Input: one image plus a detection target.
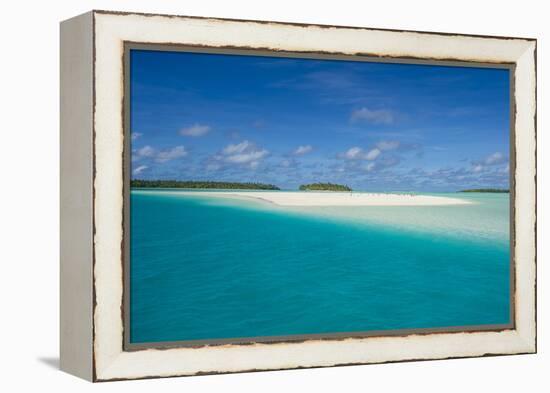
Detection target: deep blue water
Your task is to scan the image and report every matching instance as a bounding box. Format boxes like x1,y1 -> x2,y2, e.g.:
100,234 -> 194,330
129,191 -> 510,343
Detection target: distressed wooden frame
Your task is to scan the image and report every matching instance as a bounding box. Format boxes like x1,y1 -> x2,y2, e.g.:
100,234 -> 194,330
60,10 -> 537,382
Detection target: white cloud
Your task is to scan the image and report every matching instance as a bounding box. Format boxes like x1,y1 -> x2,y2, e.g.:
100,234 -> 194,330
217,140 -> 268,169
155,146 -> 188,163
225,149 -> 268,164
179,124 -> 211,137
343,146 -> 364,160
499,164 -> 510,174
341,146 -> 380,161
132,165 -> 148,175
485,152 -> 506,165
131,132 -> 143,141
134,145 -> 156,159
472,164 -> 484,173
294,145 -> 313,155
469,152 -> 508,174
223,140 -> 252,155
365,162 -> 376,172
280,159 -> 292,168
365,148 -> 381,161
351,108 -> 394,124
133,145 -> 188,163
376,140 -> 400,151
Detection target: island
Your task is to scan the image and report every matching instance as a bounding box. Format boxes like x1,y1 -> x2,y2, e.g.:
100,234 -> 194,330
299,183 -> 352,192
459,188 -> 509,193
131,179 -> 280,190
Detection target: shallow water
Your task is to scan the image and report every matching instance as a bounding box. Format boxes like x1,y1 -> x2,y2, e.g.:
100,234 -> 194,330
130,190 -> 510,343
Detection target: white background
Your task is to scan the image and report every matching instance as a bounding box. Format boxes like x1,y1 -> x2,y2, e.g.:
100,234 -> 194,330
0,0 -> 546,391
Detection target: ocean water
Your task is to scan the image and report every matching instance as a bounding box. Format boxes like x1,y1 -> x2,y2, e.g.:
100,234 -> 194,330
130,190 -> 510,343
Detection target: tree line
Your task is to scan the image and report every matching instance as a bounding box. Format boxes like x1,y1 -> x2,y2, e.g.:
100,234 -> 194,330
132,180 -> 354,191
131,179 -> 280,190
299,183 -> 352,191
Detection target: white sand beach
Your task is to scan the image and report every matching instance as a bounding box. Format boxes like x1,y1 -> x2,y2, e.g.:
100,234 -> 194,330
175,191 -> 473,207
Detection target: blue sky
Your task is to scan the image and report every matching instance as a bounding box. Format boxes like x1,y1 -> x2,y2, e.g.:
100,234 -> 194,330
130,49 -> 510,191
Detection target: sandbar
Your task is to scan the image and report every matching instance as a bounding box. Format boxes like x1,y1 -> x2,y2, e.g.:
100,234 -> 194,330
170,191 -> 473,207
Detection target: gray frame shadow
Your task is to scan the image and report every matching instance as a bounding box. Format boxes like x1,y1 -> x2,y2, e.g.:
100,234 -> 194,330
122,42 -> 516,351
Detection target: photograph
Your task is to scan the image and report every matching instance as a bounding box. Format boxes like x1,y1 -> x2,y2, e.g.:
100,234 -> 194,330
128,48 -> 512,345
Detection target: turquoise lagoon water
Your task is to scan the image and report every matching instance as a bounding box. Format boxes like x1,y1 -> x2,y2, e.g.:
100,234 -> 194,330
130,190 -> 510,343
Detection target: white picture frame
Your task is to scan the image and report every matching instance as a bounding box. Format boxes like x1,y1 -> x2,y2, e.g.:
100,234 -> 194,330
60,10 -> 536,382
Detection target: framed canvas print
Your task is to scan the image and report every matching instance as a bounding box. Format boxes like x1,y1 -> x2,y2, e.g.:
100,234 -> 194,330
60,10 -> 537,382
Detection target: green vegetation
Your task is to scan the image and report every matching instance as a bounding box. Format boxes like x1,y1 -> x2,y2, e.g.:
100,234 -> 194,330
459,188 -> 509,193
299,183 -> 352,192
131,179 -> 280,190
